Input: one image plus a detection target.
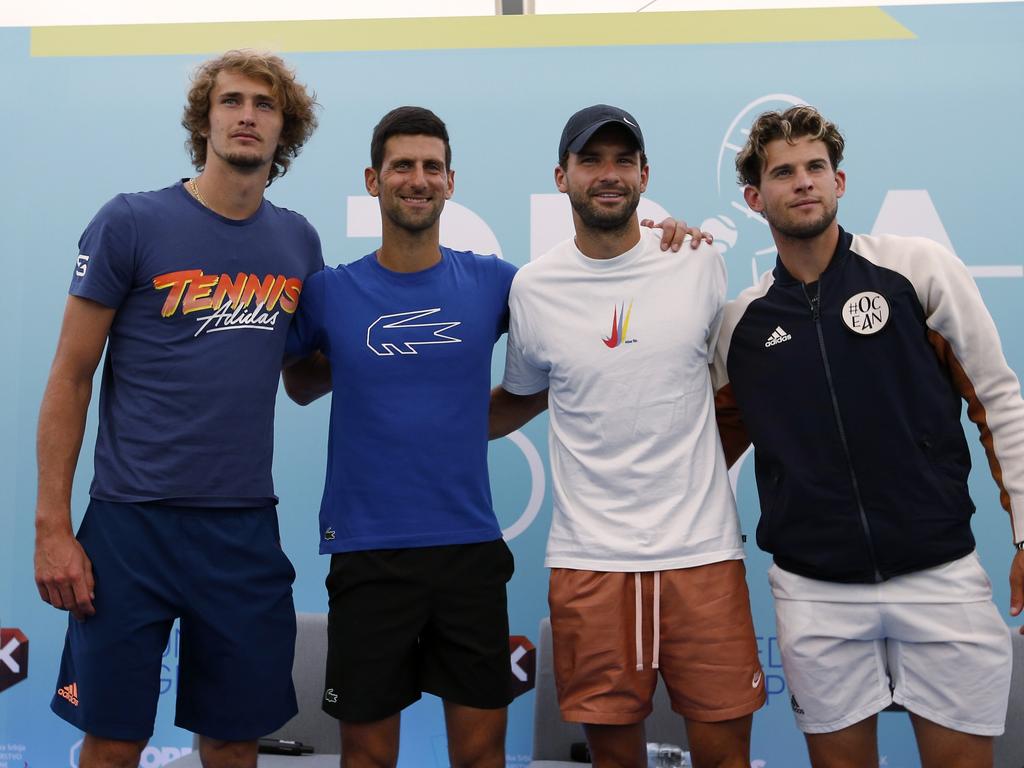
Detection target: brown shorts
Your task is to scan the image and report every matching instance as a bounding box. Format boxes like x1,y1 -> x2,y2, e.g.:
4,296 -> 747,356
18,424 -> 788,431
548,559 -> 765,725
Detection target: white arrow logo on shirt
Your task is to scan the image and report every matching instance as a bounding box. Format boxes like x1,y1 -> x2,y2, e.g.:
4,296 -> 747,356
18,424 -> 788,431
366,309 -> 462,357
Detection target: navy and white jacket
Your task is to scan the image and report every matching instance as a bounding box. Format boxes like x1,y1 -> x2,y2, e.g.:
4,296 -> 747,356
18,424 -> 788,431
712,227 -> 1024,583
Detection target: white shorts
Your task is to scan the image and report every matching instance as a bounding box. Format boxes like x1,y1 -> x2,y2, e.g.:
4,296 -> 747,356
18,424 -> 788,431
769,560 -> 1011,736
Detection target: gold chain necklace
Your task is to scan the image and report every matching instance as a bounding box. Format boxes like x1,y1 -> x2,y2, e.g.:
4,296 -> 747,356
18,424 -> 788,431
188,177 -> 209,208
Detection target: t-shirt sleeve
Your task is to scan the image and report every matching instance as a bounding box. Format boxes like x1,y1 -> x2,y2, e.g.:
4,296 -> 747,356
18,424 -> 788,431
305,219 -> 326,274
501,275 -> 549,395
705,247 -> 728,364
494,257 -> 518,337
286,267 -> 327,360
70,195 -> 138,308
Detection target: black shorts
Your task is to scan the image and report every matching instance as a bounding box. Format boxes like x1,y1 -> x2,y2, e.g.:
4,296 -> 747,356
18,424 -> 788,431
323,538 -> 514,723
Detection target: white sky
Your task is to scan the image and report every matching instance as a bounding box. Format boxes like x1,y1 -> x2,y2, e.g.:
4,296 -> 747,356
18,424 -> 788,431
3,0 -> 1018,27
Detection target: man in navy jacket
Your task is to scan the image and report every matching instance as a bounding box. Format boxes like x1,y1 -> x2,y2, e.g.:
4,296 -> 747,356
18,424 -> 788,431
713,105 -> 1024,768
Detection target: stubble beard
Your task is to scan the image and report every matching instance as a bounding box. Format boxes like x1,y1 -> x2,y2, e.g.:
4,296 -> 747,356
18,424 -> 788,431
223,150 -> 271,173
568,185 -> 641,234
208,137 -> 274,174
769,198 -> 839,240
385,198 -> 443,234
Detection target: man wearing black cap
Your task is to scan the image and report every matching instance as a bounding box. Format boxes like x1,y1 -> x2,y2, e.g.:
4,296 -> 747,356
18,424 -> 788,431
490,105 -> 765,767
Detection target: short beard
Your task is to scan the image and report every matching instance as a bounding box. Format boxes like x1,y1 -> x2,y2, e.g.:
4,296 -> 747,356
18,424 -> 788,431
568,186 -> 640,233
223,151 -> 271,172
770,199 -> 838,240
384,202 -> 443,234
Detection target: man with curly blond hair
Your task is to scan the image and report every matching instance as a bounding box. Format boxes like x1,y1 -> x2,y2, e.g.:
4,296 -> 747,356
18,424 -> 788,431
713,105 -> 1024,768
36,50 -> 323,768
181,48 -> 318,186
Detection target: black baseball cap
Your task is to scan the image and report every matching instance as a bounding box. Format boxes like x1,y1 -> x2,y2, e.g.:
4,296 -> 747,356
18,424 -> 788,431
558,104 -> 645,160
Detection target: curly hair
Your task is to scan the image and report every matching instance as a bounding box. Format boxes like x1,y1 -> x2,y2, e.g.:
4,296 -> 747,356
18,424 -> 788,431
735,105 -> 845,188
182,50 -> 318,185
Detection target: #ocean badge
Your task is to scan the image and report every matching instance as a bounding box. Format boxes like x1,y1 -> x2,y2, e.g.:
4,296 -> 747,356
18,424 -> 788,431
841,291 -> 889,335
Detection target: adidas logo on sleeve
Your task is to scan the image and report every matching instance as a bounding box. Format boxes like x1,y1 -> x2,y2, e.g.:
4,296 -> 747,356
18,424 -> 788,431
764,326 -> 793,347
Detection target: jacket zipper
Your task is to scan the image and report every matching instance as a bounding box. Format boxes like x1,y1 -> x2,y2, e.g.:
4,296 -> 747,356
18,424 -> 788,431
802,281 -> 884,582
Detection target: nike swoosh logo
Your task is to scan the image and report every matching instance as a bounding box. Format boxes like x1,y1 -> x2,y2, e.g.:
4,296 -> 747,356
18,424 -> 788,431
752,672 -> 762,688
623,117 -> 638,127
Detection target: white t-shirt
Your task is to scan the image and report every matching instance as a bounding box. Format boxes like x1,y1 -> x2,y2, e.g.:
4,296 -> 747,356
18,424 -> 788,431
502,229 -> 744,571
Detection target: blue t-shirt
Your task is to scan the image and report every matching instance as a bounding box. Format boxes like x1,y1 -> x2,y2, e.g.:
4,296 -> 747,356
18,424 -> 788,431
70,181 -> 324,506
288,247 -> 518,553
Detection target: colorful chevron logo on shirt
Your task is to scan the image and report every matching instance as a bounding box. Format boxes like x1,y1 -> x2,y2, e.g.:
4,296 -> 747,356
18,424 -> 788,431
602,300 -> 634,348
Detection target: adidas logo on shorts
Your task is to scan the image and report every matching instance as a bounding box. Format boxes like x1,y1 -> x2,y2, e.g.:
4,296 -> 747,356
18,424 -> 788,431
57,682 -> 79,706
790,694 -> 804,715
765,326 -> 793,348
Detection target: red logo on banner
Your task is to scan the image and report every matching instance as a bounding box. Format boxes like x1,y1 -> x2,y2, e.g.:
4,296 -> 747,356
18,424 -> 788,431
0,627 -> 29,693
509,635 -> 536,699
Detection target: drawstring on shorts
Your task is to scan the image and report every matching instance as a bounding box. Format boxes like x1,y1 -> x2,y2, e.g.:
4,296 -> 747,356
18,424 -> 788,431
633,571 -> 661,671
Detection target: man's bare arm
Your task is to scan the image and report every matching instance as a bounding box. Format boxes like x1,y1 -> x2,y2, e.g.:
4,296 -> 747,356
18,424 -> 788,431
35,296 -> 115,620
713,379 -> 752,468
1010,550 -> 1024,631
282,350 -> 332,406
489,386 -> 548,440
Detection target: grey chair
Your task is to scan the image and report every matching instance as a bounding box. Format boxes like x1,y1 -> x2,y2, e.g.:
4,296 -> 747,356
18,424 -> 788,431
166,612 -> 340,767
995,625 -> 1024,768
529,617 -> 688,767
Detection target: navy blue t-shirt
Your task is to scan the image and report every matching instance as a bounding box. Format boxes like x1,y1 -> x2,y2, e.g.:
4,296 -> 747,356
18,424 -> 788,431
70,181 -> 323,506
288,248 -> 517,553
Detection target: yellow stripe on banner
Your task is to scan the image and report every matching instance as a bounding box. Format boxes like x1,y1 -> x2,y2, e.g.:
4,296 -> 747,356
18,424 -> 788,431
30,8 -> 914,58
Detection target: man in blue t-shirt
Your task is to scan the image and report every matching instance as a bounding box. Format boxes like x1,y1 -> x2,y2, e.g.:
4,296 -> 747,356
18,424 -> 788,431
35,51 -> 323,768
285,105 -> 516,768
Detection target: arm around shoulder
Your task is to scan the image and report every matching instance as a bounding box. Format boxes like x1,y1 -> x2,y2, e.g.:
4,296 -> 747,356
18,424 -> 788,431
710,331 -> 750,467
714,381 -> 751,468
489,386 -> 548,440
282,350 -> 332,406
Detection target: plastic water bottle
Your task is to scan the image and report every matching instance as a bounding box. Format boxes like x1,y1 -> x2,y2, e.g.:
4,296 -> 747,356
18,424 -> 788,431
645,742 -> 691,767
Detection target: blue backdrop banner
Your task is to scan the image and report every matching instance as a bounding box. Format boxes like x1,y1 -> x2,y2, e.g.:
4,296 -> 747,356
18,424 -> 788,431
1,4 -> 1022,766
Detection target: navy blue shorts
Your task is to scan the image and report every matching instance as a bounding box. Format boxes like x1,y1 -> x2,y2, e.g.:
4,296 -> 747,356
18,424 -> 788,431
50,499 -> 298,741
